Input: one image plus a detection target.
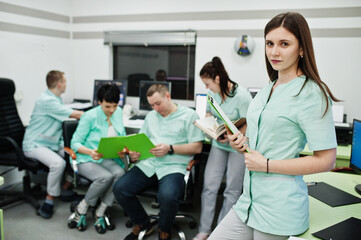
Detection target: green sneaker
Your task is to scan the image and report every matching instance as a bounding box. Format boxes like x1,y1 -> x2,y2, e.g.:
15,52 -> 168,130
94,216 -> 106,234
67,208 -> 87,231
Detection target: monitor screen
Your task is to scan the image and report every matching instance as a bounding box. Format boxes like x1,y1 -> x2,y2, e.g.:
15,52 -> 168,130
93,79 -> 127,108
195,93 -> 207,119
350,119 -> 361,174
139,80 -> 171,111
247,87 -> 261,98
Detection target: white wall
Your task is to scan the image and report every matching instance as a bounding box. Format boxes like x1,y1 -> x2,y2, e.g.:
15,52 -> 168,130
0,0 -> 73,125
0,0 -> 72,186
70,0 -> 361,121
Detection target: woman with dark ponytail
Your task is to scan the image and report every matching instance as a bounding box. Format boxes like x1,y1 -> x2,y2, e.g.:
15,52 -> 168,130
193,56 -> 252,240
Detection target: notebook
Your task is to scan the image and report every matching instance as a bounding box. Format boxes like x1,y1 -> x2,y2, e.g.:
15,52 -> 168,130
308,182 -> 361,207
312,217 -> 361,240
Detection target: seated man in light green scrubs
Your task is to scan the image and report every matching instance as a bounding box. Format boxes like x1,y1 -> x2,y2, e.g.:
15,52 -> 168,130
113,83 -> 204,240
23,70 -> 83,219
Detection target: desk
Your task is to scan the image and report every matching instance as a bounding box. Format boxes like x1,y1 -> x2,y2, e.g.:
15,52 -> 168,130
297,172 -> 361,239
300,144 -> 351,168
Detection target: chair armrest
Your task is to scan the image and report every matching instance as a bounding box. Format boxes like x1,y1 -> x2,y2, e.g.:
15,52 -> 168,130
331,167 -> 354,172
183,159 -> 200,201
186,159 -> 200,171
0,136 -> 26,168
63,147 -> 79,188
64,147 -> 76,160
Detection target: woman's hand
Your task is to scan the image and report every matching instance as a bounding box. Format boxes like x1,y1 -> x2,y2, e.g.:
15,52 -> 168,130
150,144 -> 169,157
129,151 -> 140,163
90,150 -> 103,160
244,150 -> 268,172
226,127 -> 248,153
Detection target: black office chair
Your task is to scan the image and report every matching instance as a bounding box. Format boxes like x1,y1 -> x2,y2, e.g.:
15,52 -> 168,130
126,156 -> 201,240
127,73 -> 151,96
62,120 -> 116,230
0,78 -> 47,209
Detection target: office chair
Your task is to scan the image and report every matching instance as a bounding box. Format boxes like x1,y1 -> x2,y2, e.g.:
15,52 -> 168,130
125,157 -> 201,240
62,120 -> 116,230
127,73 -> 151,96
0,78 -> 47,209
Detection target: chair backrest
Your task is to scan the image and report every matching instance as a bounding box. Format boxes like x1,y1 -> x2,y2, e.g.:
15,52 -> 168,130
127,73 -> 151,96
0,78 -> 25,152
62,120 -> 79,149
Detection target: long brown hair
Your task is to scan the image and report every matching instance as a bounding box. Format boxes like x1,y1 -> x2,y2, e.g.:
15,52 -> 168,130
264,12 -> 340,115
200,56 -> 238,100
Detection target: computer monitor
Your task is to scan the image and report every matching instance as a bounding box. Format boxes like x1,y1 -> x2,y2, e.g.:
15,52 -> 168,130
139,80 -> 171,111
195,93 -> 207,119
247,87 -> 261,98
350,119 -> 361,195
93,79 -> 127,108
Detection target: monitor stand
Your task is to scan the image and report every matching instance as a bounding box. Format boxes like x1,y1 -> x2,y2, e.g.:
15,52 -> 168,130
355,184 -> 361,195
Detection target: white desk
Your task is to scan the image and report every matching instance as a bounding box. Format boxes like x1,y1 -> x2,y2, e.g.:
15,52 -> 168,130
123,115 -> 143,133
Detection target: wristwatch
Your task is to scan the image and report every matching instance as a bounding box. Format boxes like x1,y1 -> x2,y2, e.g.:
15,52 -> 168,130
168,145 -> 174,155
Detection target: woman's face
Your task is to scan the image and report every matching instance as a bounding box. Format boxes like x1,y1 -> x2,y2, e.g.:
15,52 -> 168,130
99,100 -> 118,118
265,27 -> 303,75
201,76 -> 220,93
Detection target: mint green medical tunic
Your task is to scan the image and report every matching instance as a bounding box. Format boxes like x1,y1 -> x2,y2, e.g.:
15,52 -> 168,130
71,105 -> 126,164
233,76 -> 337,235
136,105 -> 204,180
23,90 -> 73,152
206,86 -> 252,152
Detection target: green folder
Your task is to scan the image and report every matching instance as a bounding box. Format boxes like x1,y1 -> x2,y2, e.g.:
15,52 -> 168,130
97,133 -> 155,160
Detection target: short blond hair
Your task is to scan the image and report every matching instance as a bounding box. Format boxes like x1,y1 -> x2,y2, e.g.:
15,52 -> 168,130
46,70 -> 64,89
146,84 -> 169,97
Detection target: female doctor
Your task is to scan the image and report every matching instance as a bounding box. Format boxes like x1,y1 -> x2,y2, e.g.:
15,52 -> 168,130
209,12 -> 339,240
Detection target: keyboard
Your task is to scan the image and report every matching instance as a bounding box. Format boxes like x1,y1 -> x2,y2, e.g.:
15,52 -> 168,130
129,115 -> 146,120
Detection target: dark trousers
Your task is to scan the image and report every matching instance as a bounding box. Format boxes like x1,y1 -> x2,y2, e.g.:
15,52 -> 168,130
113,166 -> 185,233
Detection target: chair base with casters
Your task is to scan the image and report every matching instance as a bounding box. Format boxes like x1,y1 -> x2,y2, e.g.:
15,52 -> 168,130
0,171 -> 45,209
125,158 -> 200,240
0,141 -> 48,210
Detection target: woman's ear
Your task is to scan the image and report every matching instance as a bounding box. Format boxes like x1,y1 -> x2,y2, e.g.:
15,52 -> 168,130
215,76 -> 220,84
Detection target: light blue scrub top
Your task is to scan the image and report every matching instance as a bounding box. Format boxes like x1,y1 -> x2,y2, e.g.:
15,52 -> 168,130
136,105 -> 204,180
71,105 -> 126,165
206,86 -> 252,152
23,90 -> 73,152
233,76 -> 337,236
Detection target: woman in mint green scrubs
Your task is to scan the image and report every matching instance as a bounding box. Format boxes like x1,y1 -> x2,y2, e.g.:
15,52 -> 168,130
194,56 -> 251,240
68,84 -> 126,234
209,12 -> 340,240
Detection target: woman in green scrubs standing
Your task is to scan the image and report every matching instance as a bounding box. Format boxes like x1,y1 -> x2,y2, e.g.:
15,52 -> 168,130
209,12 -> 339,240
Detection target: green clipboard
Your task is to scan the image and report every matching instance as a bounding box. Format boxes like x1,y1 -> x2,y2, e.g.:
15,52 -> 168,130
97,133 -> 155,160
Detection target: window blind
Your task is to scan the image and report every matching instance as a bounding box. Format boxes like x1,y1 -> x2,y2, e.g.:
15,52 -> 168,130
104,30 -> 196,46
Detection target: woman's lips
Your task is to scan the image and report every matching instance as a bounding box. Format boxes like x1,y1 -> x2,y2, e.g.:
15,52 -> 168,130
271,60 -> 281,64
